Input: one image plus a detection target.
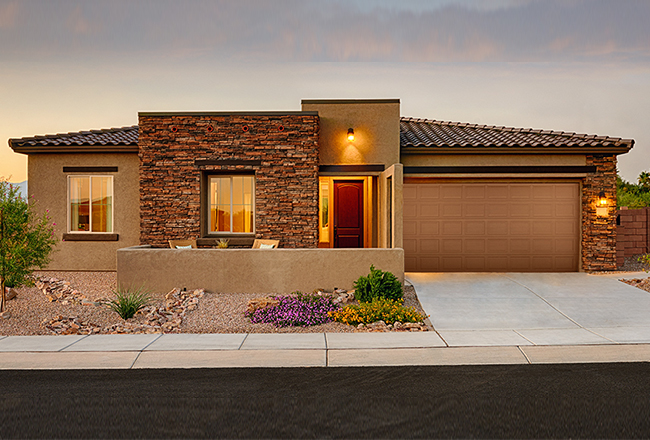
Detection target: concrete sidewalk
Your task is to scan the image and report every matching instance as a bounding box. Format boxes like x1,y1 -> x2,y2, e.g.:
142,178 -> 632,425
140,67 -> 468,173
2,271 -> 650,369
1,332 -> 649,369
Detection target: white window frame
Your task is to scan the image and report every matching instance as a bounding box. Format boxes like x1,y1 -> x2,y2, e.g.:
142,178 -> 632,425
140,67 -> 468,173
208,175 -> 255,235
66,175 -> 114,233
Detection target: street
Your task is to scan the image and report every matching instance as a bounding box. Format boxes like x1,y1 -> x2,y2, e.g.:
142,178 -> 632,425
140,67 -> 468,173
1,363 -> 649,438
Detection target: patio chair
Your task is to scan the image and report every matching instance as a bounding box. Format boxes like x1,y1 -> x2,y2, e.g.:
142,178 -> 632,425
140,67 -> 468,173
252,239 -> 279,249
168,239 -> 198,249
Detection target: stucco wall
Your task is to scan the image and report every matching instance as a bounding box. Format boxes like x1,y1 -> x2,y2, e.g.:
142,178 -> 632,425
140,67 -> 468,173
117,246 -> 404,294
301,99 -> 400,167
28,153 -> 140,271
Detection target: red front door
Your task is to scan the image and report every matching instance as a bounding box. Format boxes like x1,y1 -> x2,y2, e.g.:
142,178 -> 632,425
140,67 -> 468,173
334,180 -> 364,248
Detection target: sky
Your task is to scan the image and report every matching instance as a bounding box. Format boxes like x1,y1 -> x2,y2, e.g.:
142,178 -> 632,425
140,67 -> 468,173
1,0 -> 649,183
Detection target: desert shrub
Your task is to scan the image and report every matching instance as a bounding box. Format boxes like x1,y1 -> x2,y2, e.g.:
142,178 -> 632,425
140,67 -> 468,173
0,179 -> 57,312
108,286 -> 151,320
328,298 -> 425,327
246,292 -> 339,327
353,265 -> 403,303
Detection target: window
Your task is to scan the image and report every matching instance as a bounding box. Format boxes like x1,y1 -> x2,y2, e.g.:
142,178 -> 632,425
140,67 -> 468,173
68,176 -> 113,233
209,175 -> 254,233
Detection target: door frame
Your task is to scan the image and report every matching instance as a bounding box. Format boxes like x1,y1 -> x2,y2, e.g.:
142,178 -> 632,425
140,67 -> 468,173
318,176 -> 372,248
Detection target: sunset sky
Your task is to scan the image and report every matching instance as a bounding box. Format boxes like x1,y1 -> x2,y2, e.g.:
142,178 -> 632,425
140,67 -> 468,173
1,0 -> 648,182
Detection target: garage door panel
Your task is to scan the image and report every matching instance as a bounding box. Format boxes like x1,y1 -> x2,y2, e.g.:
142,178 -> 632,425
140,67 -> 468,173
404,182 -> 579,272
420,186 -> 440,199
510,239 -> 531,253
420,239 -> 439,253
487,239 -> 509,253
441,186 -> 462,199
465,221 -> 486,235
442,239 -> 463,253
442,222 -> 462,235
465,204 -> 486,217
465,239 -> 486,253
442,204 -> 462,217
510,204 -> 532,217
487,222 -> 508,235
419,204 -> 439,217
510,221 -> 531,235
533,203 -> 554,217
487,204 -> 509,217
420,222 -> 439,235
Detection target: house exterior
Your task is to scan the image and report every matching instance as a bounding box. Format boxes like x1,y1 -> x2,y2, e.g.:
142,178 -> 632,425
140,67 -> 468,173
9,99 -> 634,274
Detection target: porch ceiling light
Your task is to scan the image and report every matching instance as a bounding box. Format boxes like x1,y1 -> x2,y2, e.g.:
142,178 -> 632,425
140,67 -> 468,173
347,128 -> 355,142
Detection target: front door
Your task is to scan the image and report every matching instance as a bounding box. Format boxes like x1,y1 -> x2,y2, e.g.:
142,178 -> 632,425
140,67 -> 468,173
334,180 -> 364,248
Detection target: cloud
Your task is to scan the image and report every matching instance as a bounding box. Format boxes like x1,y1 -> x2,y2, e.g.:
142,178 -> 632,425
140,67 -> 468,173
0,0 -> 648,64
0,1 -> 19,29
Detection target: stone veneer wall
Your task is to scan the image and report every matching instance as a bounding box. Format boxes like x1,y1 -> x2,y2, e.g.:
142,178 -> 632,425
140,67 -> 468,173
138,113 -> 320,248
581,154 -> 617,271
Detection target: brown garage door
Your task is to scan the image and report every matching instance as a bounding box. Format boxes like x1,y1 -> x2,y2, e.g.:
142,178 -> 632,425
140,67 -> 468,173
403,182 -> 580,272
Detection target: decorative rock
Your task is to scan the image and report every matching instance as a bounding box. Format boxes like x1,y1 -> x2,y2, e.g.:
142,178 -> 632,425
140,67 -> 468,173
0,311 -> 10,319
36,276 -> 87,304
246,297 -> 280,313
5,287 -> 17,301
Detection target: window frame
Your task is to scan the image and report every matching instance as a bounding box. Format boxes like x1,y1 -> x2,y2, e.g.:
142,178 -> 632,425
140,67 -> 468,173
206,174 -> 256,236
66,174 -> 114,234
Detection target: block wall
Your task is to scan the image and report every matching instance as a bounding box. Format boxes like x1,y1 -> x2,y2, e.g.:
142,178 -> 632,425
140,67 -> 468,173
581,154 -> 617,271
616,207 -> 650,267
138,113 -> 320,248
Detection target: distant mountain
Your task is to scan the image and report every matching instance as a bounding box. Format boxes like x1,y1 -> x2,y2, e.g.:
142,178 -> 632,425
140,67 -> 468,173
8,180 -> 27,200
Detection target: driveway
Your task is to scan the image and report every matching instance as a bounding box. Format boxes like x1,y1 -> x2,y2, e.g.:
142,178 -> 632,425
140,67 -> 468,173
407,272 -> 650,347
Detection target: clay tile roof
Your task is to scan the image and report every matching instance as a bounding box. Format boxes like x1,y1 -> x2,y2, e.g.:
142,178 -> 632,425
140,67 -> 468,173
9,126 -> 138,154
400,117 -> 634,154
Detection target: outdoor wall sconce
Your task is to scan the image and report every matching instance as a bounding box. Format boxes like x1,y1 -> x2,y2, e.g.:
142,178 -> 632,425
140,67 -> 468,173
347,128 -> 355,142
596,191 -> 608,216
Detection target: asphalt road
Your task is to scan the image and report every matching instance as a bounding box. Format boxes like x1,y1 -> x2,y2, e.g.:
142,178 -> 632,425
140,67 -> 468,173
1,363 -> 649,438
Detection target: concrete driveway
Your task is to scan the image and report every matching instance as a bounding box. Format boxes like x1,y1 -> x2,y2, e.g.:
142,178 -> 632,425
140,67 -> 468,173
407,272 -> 650,347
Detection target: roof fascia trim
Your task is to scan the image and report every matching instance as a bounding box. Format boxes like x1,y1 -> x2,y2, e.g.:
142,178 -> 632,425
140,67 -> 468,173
138,111 -> 318,117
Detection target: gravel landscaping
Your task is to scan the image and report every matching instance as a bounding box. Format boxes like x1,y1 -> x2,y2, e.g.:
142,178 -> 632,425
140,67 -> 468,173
0,271 -> 429,335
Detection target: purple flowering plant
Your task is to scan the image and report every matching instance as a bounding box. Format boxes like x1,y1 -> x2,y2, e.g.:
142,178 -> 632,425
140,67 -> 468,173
246,292 -> 340,327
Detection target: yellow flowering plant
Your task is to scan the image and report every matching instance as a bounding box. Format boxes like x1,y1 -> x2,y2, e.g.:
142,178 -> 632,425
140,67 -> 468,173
328,298 -> 425,327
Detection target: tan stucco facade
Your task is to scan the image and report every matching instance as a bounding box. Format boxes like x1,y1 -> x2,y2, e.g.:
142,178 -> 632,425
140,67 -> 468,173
400,154 -> 587,167
28,153 -> 140,270
302,99 -> 400,166
117,246 -> 404,294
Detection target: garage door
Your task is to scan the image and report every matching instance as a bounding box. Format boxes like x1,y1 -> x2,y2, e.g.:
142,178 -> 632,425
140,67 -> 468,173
403,182 -> 580,272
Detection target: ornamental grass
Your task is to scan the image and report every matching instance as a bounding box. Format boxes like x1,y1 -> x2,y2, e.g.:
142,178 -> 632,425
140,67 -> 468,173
328,298 -> 425,327
107,286 -> 151,320
245,292 -> 340,327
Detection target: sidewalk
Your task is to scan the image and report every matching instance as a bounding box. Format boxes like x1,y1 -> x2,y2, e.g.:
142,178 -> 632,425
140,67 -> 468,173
1,332 -> 650,369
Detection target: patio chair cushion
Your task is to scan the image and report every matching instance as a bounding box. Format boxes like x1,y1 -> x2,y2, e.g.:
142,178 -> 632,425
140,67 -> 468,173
252,239 -> 279,249
169,239 -> 198,249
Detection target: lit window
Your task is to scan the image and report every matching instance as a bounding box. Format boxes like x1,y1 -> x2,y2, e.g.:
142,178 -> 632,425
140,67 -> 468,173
209,176 -> 254,233
68,176 -> 113,233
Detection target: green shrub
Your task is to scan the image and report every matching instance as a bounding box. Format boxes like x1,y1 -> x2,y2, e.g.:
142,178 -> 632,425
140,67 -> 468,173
353,265 -> 403,303
328,298 -> 425,326
107,286 -> 151,320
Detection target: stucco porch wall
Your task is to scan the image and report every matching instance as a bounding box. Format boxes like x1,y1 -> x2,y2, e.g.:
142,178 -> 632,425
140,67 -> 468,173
117,246 -> 404,294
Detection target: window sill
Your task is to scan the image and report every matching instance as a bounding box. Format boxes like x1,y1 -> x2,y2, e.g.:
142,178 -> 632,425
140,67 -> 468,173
63,233 -> 119,242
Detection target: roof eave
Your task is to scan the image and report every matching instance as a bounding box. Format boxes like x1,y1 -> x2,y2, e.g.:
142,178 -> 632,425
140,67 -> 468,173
400,144 -> 634,155
9,144 -> 139,155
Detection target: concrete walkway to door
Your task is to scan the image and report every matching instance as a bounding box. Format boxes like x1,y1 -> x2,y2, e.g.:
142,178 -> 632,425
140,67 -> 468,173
407,272 -> 650,348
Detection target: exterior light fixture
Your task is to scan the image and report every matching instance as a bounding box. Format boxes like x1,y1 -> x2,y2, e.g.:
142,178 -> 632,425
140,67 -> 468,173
596,191 -> 608,217
597,191 -> 608,207
347,128 -> 355,142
